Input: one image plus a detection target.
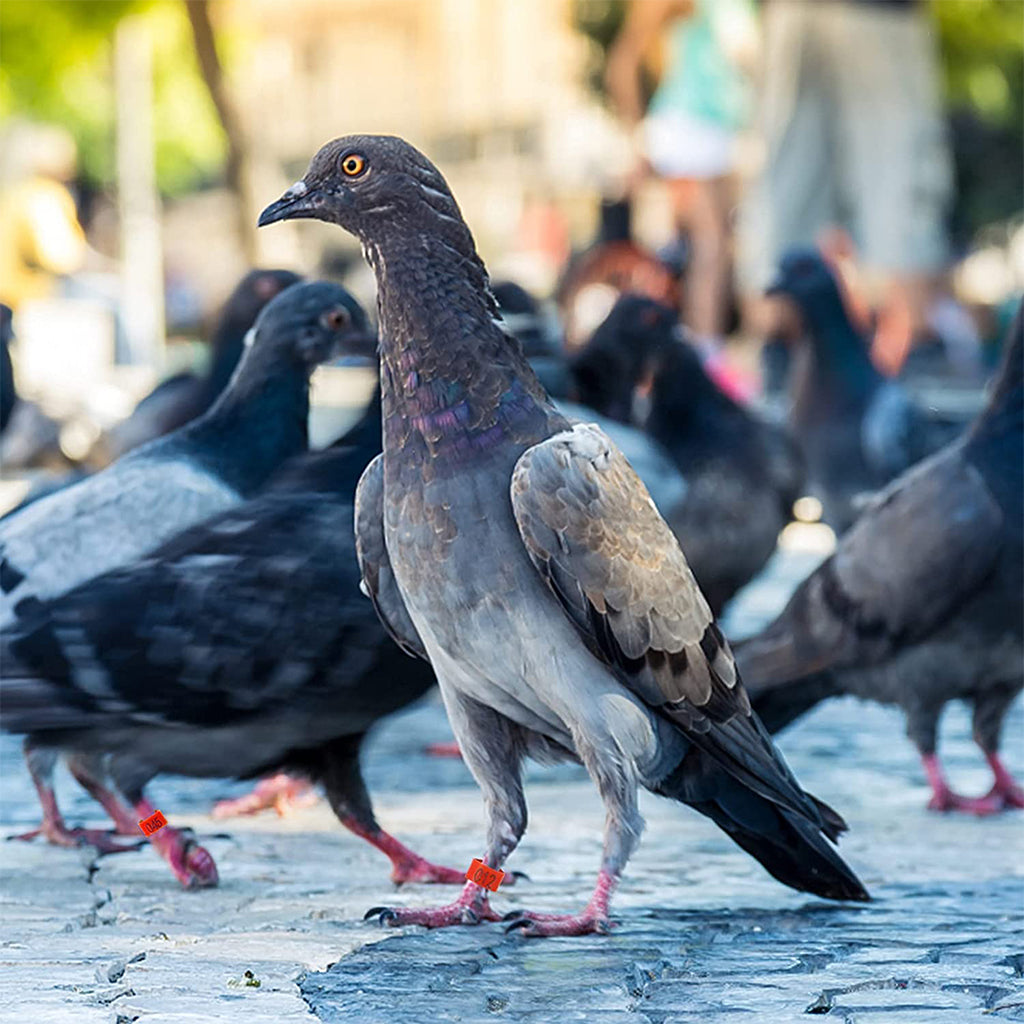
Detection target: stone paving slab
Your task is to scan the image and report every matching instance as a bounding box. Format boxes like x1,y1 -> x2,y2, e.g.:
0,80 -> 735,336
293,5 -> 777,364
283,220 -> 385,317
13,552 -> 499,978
1,540 -> 1022,1023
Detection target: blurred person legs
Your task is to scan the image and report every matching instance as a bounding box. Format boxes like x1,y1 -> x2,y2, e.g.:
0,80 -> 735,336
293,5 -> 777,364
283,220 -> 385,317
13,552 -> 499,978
607,0 -> 755,343
739,0 -> 963,375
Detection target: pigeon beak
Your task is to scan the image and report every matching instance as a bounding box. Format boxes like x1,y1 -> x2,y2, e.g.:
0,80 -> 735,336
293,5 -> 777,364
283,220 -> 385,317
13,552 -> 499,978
334,330 -> 379,361
764,275 -> 788,298
258,180 -> 319,227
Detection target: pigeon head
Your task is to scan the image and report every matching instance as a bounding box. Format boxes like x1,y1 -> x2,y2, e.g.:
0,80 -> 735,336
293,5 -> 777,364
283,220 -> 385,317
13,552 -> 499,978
251,281 -> 373,368
570,294 -> 678,422
258,135 -> 468,247
215,269 -> 303,348
765,248 -> 850,333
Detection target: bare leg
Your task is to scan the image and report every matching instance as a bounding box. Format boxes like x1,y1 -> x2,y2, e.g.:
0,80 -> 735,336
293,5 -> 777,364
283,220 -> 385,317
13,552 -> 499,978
504,734 -> 642,937
985,753 -> 1024,809
671,176 -> 732,340
320,735 -> 463,885
128,794 -> 219,889
973,688 -> 1023,810
921,754 -> 1002,816
10,743 -> 138,854
66,753 -> 140,835
367,688 -> 527,926
211,773 -> 318,819
107,751 -> 219,889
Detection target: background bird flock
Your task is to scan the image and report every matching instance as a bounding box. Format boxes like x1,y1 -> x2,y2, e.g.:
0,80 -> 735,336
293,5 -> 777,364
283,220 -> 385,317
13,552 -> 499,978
0,136 -> 1020,937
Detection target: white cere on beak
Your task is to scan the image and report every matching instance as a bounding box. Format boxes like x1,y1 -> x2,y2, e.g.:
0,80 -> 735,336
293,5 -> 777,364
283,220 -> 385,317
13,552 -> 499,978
242,326 -> 257,349
283,180 -> 308,199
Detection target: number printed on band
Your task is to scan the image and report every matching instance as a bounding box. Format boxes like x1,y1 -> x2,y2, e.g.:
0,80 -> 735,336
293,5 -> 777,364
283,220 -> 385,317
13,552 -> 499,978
465,857 -> 506,891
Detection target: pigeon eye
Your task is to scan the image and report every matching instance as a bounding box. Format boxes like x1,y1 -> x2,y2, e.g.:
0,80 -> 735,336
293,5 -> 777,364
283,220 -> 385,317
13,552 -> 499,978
341,154 -> 366,177
321,307 -> 351,330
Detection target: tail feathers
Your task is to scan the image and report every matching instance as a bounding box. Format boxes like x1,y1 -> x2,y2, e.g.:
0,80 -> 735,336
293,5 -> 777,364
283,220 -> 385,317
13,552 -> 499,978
747,671 -> 842,735
658,750 -> 869,903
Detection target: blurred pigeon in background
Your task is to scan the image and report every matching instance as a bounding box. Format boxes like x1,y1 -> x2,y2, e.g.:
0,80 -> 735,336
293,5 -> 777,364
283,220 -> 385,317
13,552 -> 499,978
736,305 -> 1023,813
572,294 -> 804,614
767,248 -> 957,533
2,394 -> 465,888
99,268 -> 302,461
0,281 -> 365,624
259,134 -> 868,936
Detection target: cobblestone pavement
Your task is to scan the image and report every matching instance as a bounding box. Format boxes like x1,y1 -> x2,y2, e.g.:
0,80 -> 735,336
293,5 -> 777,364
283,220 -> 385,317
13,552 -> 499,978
1,537 -> 1021,1023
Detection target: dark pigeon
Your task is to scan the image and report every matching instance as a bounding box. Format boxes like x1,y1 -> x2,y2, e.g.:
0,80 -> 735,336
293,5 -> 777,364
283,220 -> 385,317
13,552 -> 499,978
736,306 -> 1024,814
0,282 -> 369,859
492,280 -> 569,400
101,269 -> 302,460
768,248 -> 956,533
1,395 -> 464,888
1,304 -> 16,434
571,295 -> 804,615
259,135 -> 868,936
0,280 -> 366,625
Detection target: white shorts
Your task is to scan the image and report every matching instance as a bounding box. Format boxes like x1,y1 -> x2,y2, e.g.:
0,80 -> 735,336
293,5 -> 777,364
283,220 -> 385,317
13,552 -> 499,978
643,109 -> 738,181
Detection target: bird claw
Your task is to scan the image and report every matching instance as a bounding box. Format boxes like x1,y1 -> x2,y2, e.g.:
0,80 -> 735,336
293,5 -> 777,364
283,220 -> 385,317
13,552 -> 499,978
364,906 -> 397,925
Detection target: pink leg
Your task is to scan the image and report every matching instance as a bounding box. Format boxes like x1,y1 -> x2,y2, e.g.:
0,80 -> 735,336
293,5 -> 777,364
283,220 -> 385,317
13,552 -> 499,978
211,773 -> 318,819
11,785 -> 141,854
338,814 -> 465,884
424,741 -> 462,759
66,755 -> 142,836
132,798 -> 218,889
922,754 -> 1002,815
11,749 -> 140,854
985,753 -> 1024,809
504,868 -> 618,937
365,878 -> 501,928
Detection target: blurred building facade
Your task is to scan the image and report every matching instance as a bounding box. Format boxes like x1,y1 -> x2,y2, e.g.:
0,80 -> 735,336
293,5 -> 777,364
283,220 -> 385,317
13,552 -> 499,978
165,0 -> 624,305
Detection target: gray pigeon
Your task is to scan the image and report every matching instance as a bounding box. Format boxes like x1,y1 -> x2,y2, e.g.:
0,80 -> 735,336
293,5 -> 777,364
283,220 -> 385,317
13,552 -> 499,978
767,249 -> 958,533
0,281 -> 366,626
259,135 -> 867,936
736,307 -> 1023,814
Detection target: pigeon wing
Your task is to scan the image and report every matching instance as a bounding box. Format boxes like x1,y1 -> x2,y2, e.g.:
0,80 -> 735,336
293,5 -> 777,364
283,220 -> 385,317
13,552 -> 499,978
511,423 -> 821,819
354,453 -> 428,660
737,447 -> 1004,685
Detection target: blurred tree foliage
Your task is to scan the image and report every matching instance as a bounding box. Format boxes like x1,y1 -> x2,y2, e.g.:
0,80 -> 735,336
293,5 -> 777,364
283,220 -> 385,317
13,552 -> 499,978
576,0 -> 1023,240
0,0 -> 227,195
930,0 -> 1024,243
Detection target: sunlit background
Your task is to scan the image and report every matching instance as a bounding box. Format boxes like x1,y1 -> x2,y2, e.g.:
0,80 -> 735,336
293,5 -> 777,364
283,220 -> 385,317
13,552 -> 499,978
1,0 -> 1021,518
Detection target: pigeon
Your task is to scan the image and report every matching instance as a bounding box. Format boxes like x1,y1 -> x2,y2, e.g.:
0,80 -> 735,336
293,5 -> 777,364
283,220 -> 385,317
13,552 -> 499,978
259,134 -> 868,936
100,269 -> 302,460
1,304 -> 16,434
1,395 -> 465,888
735,306 -> 1024,814
571,295 -> 804,615
492,281 -> 570,400
0,280 -> 366,626
767,248 -> 955,533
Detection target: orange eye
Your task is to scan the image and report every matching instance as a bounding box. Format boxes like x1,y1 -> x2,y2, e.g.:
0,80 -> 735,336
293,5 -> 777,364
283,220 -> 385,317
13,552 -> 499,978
321,307 -> 350,330
341,153 -> 366,177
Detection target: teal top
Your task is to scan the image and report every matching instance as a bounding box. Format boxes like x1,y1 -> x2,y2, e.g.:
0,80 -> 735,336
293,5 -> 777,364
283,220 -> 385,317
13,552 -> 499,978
648,0 -> 755,132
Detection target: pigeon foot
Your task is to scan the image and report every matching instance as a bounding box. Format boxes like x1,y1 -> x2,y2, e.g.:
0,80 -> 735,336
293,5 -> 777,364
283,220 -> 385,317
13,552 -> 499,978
504,909 -> 613,937
365,880 -> 499,927
985,754 -> 1024,810
503,867 -> 617,938
9,822 -> 142,854
211,773 -> 318,818
389,854 -> 466,886
926,789 -> 1004,815
424,741 -> 462,759
152,829 -> 219,888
